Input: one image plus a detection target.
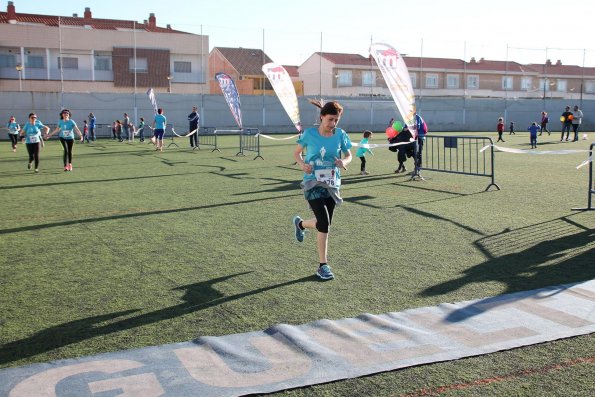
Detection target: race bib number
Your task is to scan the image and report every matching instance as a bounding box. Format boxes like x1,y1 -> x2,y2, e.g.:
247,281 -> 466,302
315,168 -> 339,187
29,135 -> 39,143
62,129 -> 73,137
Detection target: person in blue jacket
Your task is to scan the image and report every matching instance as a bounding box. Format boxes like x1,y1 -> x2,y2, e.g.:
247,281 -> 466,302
88,112 -> 96,141
292,99 -> 353,281
46,109 -> 83,171
414,113 -> 427,169
528,122 -> 540,149
19,113 -> 49,172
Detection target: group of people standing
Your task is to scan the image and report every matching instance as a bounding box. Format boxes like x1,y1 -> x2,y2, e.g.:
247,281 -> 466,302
496,105 -> 584,148
560,105 -> 584,142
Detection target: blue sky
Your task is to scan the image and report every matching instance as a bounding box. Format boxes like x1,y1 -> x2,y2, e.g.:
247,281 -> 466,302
9,0 -> 595,66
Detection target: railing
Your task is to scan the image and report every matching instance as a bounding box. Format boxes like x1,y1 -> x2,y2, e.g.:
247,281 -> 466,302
416,135 -> 500,191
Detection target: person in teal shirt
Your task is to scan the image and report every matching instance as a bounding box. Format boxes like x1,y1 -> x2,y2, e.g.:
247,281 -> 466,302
355,130 -> 374,175
6,115 -> 20,152
20,113 -> 49,172
292,100 -> 353,280
46,109 -> 83,171
152,108 -> 167,152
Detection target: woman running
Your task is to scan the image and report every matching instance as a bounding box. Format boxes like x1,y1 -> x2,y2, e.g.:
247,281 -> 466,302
46,109 -> 83,171
6,115 -> 20,152
19,113 -> 49,173
292,100 -> 353,280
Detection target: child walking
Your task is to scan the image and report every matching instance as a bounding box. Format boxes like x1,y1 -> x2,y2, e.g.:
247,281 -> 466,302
497,117 -> 505,142
355,130 -> 374,175
528,122 -> 540,149
509,121 -> 515,135
82,120 -> 89,143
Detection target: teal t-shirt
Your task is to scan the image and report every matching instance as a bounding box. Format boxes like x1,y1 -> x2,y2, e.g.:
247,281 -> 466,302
154,114 -> 167,130
58,119 -> 78,140
355,137 -> 372,157
296,127 -> 352,188
22,120 -> 45,144
7,122 -> 20,134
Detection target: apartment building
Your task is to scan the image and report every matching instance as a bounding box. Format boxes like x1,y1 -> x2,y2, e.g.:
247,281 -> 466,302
299,52 -> 595,100
0,1 -> 208,94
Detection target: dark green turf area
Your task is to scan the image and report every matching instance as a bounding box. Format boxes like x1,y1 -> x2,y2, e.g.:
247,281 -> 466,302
1,132 -> 593,395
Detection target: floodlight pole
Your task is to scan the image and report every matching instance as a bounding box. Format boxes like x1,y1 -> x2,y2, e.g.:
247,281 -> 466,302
15,63 -> 23,91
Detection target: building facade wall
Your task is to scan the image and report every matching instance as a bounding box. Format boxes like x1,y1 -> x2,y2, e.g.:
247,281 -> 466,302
0,23 -> 209,94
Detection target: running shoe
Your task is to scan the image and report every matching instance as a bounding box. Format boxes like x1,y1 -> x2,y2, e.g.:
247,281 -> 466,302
293,215 -> 305,242
27,162 -> 32,170
64,166 -> 69,172
316,264 -> 334,280
34,169 -> 39,173
68,164 -> 73,171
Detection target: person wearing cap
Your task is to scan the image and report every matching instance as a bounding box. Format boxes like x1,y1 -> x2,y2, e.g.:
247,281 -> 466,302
46,109 -> 83,171
6,115 -> 20,152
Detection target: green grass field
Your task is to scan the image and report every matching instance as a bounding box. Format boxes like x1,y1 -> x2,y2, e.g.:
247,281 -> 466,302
0,132 -> 593,396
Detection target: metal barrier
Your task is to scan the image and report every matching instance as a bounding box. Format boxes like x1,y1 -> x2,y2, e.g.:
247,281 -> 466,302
573,143 -> 594,211
196,126 -> 220,152
414,135 -> 500,191
236,128 -> 263,160
164,124 -> 177,148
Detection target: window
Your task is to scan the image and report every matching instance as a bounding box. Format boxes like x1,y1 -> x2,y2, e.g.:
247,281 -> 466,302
174,61 -> 191,73
0,54 -> 17,68
467,75 -> 479,89
446,74 -> 459,89
26,55 -> 44,69
129,57 -> 147,72
425,74 -> 439,88
502,76 -> 513,90
521,77 -> 532,90
539,79 -> 556,91
556,79 -> 567,92
337,70 -> 352,86
585,81 -> 595,94
362,70 -> 375,86
95,55 -> 111,71
410,73 -> 417,88
58,57 -> 78,69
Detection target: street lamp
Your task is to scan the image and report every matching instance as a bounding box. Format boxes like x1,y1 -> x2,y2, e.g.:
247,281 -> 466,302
166,75 -> 173,93
15,63 -> 23,91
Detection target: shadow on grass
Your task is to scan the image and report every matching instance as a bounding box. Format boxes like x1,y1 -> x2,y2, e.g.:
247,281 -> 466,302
0,192 -> 301,235
0,172 -> 198,191
419,216 -> 595,315
0,272 -> 318,365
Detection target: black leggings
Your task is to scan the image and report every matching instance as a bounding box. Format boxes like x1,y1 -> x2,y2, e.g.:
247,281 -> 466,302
359,156 -> 366,172
59,138 -> 74,166
307,196 -> 336,233
26,142 -> 40,168
9,134 -> 18,148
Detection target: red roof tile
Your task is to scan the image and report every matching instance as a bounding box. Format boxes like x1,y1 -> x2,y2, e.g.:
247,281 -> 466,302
319,52 -> 373,66
283,65 -> 299,77
0,11 -> 187,33
214,47 -> 273,76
